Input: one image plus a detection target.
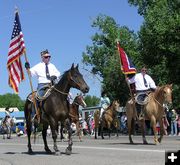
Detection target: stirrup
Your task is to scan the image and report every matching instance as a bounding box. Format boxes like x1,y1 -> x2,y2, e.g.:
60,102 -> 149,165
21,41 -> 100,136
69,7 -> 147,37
138,113 -> 144,120
32,114 -> 41,124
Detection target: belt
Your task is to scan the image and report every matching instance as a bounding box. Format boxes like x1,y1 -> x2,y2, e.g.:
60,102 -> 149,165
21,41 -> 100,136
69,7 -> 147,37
136,89 -> 150,93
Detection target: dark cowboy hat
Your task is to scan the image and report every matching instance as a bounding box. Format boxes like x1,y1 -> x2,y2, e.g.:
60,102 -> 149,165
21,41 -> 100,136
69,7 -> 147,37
40,49 -> 51,57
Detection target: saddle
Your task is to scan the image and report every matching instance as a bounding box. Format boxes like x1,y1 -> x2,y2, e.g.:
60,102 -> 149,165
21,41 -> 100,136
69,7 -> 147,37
135,92 -> 149,105
27,84 -> 52,102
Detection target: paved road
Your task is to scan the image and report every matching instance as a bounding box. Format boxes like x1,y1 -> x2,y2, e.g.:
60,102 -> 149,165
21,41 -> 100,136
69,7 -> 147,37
0,134 -> 179,165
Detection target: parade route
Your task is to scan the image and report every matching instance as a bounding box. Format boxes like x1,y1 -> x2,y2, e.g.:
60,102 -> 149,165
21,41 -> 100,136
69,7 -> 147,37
0,135 -> 179,165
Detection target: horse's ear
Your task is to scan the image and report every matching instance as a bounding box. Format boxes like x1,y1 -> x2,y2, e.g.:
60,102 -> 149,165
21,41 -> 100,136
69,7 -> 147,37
76,64 -> 79,69
170,83 -> 173,88
71,63 -> 75,70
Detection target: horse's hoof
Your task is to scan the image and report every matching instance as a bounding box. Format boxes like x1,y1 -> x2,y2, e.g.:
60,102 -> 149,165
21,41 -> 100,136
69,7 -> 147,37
46,150 -> 53,154
28,149 -> 34,155
154,137 -> 159,145
45,147 -> 52,154
158,138 -> 162,143
54,151 -> 61,156
65,148 -> 72,155
143,141 -> 148,144
130,140 -> 134,144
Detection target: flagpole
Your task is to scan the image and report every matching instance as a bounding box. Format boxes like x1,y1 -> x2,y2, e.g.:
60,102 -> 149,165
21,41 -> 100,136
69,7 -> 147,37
24,52 -> 40,120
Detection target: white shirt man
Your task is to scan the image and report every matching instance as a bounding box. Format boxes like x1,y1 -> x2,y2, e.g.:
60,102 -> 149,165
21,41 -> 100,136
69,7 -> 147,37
29,49 -> 60,84
30,62 -> 60,84
25,49 -> 60,96
127,66 -> 156,92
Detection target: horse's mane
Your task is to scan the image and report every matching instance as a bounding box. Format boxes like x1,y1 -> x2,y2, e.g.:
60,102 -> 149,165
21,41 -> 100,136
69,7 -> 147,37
57,70 -> 69,84
153,85 -> 169,100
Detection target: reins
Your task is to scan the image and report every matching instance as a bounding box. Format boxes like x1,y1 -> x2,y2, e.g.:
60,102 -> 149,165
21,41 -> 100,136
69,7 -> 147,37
52,86 -> 69,95
151,87 -> 170,108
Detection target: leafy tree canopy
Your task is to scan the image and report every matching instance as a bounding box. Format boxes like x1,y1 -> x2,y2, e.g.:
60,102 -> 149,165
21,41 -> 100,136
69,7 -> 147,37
84,95 -> 100,107
0,93 -> 25,111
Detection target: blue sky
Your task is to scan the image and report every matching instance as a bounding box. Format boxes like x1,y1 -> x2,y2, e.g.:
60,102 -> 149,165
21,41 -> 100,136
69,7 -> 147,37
0,0 -> 143,100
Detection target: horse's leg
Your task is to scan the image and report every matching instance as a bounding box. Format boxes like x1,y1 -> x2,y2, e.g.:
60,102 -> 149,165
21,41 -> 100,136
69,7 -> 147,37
42,123 -> 53,154
108,122 -> 111,139
7,127 -> 10,139
127,116 -> 133,144
101,122 -> 104,139
8,128 -> 12,139
94,126 -> 97,139
139,119 -> 148,144
158,118 -> 164,143
60,122 -> 64,141
65,118 -> 73,155
76,121 -> 82,141
150,116 -> 158,144
26,118 -> 33,154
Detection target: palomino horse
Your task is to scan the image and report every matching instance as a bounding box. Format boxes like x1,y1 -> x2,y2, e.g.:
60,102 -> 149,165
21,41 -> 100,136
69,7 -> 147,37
126,84 -> 172,144
94,100 -> 120,139
24,64 -> 89,155
1,117 -> 15,139
60,94 -> 87,141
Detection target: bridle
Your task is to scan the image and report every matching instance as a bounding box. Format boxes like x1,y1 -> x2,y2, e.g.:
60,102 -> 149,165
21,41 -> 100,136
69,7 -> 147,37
152,86 -> 172,108
69,75 -> 81,90
52,72 -> 81,96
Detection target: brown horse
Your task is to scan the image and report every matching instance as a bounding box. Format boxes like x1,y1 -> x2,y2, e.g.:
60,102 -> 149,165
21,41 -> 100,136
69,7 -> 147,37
94,100 -> 120,139
60,94 -> 87,141
24,64 -> 89,155
126,84 -> 172,144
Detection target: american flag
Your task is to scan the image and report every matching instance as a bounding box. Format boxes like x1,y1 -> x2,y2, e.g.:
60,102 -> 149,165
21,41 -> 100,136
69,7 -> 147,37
117,41 -> 136,74
7,10 -> 25,93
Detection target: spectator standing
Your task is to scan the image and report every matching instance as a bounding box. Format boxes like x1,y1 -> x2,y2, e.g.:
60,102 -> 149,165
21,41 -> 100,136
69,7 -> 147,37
177,114 -> 180,136
170,109 -> 178,136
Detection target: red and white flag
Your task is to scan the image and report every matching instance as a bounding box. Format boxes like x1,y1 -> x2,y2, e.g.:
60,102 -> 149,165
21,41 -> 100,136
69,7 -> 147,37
117,41 -> 136,74
7,10 -> 25,93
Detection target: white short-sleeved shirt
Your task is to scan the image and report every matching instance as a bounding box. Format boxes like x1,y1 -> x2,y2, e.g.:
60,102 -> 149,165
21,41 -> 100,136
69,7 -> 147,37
30,62 -> 60,84
100,96 -> 110,109
128,73 -> 156,91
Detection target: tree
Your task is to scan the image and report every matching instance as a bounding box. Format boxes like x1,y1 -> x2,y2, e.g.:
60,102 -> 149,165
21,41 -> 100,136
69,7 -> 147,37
84,95 -> 100,107
82,14 -> 140,105
0,93 -> 25,110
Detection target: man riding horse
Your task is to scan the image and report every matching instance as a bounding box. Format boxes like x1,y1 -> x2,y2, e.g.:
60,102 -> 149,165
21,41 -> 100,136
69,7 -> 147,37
25,49 -> 61,121
2,107 -> 14,124
126,66 -> 157,120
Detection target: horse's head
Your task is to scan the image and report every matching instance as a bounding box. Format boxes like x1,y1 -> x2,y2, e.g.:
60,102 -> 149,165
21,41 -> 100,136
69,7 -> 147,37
163,84 -> 173,104
68,64 -> 89,93
74,94 -> 87,108
111,100 -> 120,112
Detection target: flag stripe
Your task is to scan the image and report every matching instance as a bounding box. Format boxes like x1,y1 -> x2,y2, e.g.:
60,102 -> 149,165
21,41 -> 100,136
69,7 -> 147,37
117,42 -> 136,74
7,11 -> 25,93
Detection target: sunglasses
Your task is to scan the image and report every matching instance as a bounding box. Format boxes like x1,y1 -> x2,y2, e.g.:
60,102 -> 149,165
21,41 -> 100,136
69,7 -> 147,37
44,56 -> 51,59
